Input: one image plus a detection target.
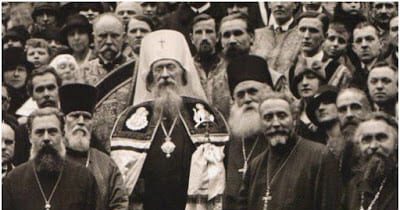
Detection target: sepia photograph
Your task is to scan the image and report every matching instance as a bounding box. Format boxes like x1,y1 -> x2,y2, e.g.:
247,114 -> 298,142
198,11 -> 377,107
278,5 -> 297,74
1,2 -> 398,210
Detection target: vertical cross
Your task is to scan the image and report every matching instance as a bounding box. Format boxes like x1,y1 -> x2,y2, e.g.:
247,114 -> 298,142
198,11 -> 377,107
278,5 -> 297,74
262,187 -> 272,210
159,39 -> 166,48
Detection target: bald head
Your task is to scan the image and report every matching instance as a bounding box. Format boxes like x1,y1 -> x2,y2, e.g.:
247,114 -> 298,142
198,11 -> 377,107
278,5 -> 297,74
93,13 -> 124,34
115,2 -> 143,25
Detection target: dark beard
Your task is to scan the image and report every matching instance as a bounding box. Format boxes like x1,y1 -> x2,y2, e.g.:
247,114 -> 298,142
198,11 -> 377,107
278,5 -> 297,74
319,118 -> 338,130
225,46 -> 249,60
34,144 -> 64,173
358,153 -> 395,187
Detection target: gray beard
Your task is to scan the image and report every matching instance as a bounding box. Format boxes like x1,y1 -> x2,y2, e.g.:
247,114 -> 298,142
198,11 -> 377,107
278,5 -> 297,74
153,82 -> 183,120
65,126 -> 91,152
229,103 -> 262,139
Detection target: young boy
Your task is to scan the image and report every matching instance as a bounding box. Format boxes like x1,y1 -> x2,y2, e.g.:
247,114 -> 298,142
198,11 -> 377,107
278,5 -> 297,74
25,38 -> 51,69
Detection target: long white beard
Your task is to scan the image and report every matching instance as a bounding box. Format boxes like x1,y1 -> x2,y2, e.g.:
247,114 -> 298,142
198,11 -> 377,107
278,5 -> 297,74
153,80 -> 183,119
229,102 -> 262,139
65,125 -> 91,152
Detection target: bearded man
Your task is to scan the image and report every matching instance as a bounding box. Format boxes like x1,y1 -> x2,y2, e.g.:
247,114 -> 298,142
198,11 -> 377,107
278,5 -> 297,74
59,83 -> 128,210
343,112 -> 397,210
237,92 -> 341,210
3,108 -> 98,210
224,55 -> 273,210
110,30 -> 229,210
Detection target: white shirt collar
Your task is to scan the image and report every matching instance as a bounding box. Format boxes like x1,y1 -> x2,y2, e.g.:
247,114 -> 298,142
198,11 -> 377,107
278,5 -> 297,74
190,3 -> 210,14
302,5 -> 323,13
268,16 -> 294,31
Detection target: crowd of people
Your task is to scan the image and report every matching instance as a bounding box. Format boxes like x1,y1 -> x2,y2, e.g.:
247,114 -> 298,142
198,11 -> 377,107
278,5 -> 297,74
1,2 -> 398,210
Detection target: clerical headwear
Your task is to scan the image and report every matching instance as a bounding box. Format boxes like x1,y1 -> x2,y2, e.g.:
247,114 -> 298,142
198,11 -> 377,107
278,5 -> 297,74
59,83 -> 98,115
227,55 -> 274,95
133,29 -> 207,105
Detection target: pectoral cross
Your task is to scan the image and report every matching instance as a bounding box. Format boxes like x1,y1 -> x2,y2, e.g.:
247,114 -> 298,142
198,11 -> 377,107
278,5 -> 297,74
45,202 -> 51,210
262,187 -> 272,210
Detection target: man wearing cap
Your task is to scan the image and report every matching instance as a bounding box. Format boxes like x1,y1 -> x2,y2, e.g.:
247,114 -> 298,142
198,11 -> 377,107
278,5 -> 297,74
367,62 -> 398,117
3,25 -> 30,49
110,30 -> 229,210
60,83 -> 128,210
342,112 -> 397,210
224,55 -> 273,210
3,107 -> 99,210
237,92 -> 341,210
61,14 -> 94,66
81,13 -> 134,85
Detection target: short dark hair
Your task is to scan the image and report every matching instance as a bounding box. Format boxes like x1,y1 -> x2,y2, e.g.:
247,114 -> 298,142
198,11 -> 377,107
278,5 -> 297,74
298,11 -> 330,34
191,13 -> 216,32
327,22 -> 350,41
354,111 -> 398,143
26,65 -> 62,97
219,13 -> 254,35
27,107 -> 65,135
130,14 -> 155,31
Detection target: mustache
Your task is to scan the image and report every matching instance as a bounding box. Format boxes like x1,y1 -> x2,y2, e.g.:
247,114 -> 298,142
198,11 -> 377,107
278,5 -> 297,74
99,45 -> 118,53
264,129 -> 290,136
71,126 -> 89,135
42,99 -> 57,108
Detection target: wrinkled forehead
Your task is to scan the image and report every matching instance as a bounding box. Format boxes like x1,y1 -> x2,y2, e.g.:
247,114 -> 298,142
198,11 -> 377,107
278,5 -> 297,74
234,80 -> 266,94
259,98 -> 291,114
336,90 -> 365,106
356,120 -> 395,138
151,58 -> 182,70
31,114 -> 61,130
94,15 -> 124,33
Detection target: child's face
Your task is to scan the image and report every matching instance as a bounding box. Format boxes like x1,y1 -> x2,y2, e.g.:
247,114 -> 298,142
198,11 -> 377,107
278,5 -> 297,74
26,47 -> 50,68
322,29 -> 348,58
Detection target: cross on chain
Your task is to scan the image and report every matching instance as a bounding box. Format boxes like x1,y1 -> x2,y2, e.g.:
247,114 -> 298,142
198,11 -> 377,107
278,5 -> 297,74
262,187 -> 272,210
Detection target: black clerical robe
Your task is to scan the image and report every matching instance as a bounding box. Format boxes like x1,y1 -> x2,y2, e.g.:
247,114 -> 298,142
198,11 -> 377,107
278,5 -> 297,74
110,96 -> 229,210
224,134 -> 268,210
342,171 -> 397,210
3,160 -> 98,210
237,136 -> 341,210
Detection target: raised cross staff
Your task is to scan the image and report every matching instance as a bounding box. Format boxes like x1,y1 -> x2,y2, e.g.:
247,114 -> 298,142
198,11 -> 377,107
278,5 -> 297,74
159,39 -> 166,48
262,187 -> 272,210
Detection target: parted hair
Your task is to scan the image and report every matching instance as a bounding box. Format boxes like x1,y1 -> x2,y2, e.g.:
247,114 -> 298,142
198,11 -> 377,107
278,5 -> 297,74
219,12 -> 254,35
26,65 -> 62,97
298,11 -> 330,34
